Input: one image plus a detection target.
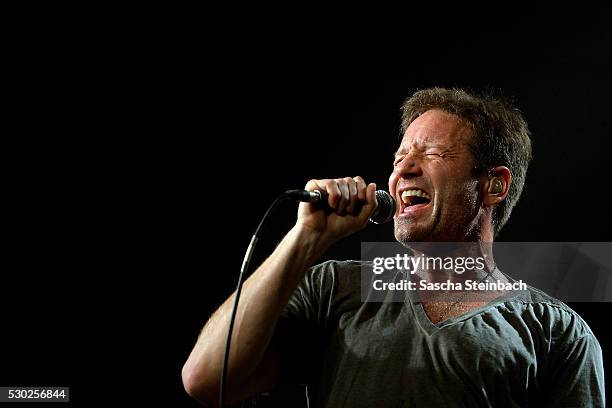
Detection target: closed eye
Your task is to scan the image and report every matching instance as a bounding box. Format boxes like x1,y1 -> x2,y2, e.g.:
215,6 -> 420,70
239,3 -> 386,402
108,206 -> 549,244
425,151 -> 444,157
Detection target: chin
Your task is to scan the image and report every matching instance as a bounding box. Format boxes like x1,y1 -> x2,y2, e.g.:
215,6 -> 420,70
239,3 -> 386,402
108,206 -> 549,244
394,224 -> 429,244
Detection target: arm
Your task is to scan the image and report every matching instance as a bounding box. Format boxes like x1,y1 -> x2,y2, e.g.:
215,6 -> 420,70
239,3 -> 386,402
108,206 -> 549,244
181,177 -> 377,405
545,333 -> 605,408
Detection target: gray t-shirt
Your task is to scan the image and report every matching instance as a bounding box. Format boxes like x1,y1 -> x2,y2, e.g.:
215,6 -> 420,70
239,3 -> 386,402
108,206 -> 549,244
274,260 -> 605,407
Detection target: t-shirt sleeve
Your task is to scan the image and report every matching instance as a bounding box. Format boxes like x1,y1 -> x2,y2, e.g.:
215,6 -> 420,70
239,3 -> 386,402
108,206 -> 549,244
272,261 -> 338,385
545,326 -> 605,407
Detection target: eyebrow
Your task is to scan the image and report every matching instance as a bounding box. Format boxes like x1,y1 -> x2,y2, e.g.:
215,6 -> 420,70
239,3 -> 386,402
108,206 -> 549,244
393,145 -> 415,157
393,144 -> 441,159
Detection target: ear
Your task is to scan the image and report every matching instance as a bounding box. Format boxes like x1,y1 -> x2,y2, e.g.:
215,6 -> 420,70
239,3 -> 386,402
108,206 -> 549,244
482,166 -> 512,208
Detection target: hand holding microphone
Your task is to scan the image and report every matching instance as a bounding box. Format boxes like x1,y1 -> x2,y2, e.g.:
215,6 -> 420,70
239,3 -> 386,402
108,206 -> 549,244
289,177 -> 396,245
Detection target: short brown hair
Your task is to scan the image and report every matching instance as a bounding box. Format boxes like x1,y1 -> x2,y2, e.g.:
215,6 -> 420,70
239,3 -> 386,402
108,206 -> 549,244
401,88 -> 532,236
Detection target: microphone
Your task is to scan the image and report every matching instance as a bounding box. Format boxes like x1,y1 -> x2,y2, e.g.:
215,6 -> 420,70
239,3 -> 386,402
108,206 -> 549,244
285,189 -> 396,224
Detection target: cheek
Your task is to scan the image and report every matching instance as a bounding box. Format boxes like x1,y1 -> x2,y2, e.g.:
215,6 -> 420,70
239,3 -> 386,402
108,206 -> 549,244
453,181 -> 480,209
436,178 -> 479,208
388,172 -> 398,194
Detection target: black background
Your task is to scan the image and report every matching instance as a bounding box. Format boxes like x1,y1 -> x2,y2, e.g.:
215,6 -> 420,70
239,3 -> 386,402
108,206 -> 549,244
3,10 -> 611,407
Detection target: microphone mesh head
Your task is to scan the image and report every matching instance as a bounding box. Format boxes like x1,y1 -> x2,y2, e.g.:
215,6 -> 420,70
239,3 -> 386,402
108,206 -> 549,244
370,190 -> 396,224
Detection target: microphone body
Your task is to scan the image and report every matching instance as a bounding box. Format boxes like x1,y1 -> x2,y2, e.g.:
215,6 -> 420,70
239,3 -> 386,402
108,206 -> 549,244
285,189 -> 396,224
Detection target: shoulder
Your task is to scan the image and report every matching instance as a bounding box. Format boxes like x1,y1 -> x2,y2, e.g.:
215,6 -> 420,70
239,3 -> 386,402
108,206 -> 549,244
500,284 -> 598,344
295,259 -> 367,319
308,259 -> 366,275
304,259 -> 367,290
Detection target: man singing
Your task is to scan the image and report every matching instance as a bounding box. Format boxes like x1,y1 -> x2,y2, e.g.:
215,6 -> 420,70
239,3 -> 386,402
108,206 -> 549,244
182,88 -> 605,407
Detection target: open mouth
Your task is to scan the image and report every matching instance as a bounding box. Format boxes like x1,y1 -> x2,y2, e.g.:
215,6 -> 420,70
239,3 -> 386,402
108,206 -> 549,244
400,189 -> 431,212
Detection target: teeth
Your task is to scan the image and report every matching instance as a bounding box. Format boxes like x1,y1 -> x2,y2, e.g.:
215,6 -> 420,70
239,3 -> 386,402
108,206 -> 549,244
401,189 -> 431,204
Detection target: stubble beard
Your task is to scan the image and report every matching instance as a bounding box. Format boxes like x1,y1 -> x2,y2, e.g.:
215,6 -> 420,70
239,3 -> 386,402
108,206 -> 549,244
394,217 -> 429,245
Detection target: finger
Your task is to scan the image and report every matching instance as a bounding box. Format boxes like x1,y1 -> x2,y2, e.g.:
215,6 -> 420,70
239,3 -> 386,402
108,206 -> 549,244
345,177 -> 358,214
305,179 -> 341,209
359,182 -> 378,223
354,176 -> 367,202
305,179 -> 321,191
326,180 -> 341,209
337,178 -> 350,214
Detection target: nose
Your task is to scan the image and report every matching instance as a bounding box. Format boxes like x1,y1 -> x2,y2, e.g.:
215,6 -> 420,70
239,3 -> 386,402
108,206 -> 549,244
394,154 -> 423,178
389,153 -> 424,194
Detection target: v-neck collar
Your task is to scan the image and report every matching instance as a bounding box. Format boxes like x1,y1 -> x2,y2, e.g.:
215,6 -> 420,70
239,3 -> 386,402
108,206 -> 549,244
402,270 -> 526,335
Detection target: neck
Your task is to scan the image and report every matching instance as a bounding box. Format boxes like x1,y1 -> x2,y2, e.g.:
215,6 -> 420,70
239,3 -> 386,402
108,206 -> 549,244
408,240 -> 496,283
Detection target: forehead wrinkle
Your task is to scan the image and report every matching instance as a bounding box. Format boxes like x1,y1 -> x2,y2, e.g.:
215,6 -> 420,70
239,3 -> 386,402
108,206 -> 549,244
399,112 -> 473,154
396,133 -> 463,156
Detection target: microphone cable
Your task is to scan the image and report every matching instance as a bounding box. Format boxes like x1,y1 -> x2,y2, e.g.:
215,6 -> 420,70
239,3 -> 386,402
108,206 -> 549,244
219,192 -> 290,408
